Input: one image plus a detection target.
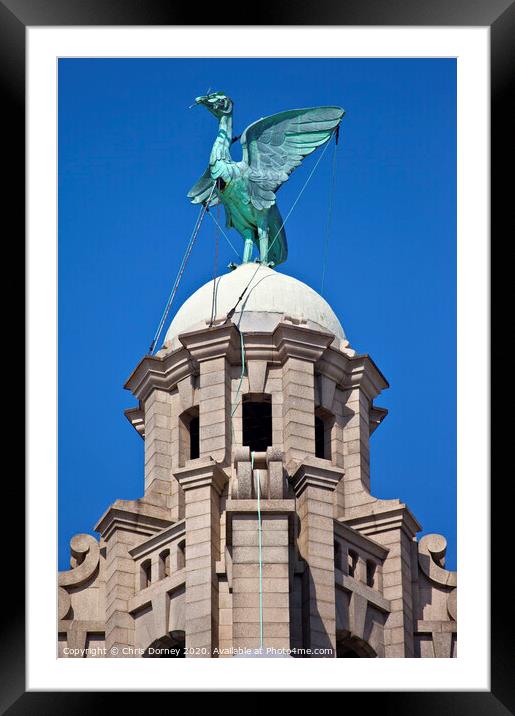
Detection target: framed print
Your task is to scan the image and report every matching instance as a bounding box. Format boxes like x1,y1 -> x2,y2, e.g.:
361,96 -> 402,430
3,0 -> 507,710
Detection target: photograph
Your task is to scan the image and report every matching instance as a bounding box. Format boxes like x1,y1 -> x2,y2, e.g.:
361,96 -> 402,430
11,11 -> 500,705
57,57 -> 458,660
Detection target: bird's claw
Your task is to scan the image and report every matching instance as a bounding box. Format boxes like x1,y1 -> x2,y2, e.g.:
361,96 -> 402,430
254,259 -> 275,268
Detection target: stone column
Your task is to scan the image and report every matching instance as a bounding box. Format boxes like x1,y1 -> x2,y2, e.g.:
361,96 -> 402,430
175,459 -> 228,657
283,357 -> 316,466
198,356 -> 232,463
180,325 -> 240,467
343,503 -> 421,657
290,459 -> 343,656
334,355 -> 389,519
229,508 -> 292,652
95,501 -> 172,657
342,387 -> 372,495
143,388 -> 173,503
104,529 -> 140,656
273,323 -> 333,469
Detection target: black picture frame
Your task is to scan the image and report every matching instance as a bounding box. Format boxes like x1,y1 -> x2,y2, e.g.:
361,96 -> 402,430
4,0 -> 506,711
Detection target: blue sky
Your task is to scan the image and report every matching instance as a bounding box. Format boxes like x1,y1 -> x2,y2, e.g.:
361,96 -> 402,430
58,58 -> 456,570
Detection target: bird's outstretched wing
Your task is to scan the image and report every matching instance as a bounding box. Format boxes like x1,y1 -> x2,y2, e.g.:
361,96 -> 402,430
240,106 -> 344,210
187,166 -> 221,207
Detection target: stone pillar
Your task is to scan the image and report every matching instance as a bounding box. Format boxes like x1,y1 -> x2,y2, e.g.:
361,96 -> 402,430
199,356 -> 232,463
290,459 -> 343,656
180,325 -> 240,467
233,512 -> 290,651
283,357 -> 316,466
342,387 -> 371,494
230,509 -> 291,652
143,388 -> 173,503
175,459 -> 228,657
344,503 -> 421,657
333,355 -> 389,519
104,529 -> 140,656
95,501 -> 172,657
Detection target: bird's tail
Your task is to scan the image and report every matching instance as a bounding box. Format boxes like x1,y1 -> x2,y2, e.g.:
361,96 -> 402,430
266,204 -> 288,267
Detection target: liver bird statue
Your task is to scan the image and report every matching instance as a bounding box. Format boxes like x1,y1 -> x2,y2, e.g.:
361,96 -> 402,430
188,92 -> 345,268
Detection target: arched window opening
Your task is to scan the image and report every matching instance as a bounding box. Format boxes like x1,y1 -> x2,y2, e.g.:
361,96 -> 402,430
366,560 -> 377,588
336,636 -> 376,658
140,559 -> 152,590
143,635 -> 185,658
189,415 -> 199,459
315,409 -> 333,460
337,646 -> 361,657
176,540 -> 186,571
179,407 -> 199,465
159,549 -> 170,579
348,550 -> 358,579
242,396 -> 272,453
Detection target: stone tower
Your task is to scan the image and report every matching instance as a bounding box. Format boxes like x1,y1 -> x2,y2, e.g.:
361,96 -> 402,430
58,263 -> 457,658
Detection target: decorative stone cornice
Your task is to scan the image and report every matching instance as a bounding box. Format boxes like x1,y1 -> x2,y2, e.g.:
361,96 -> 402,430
124,345 -> 196,401
369,405 -> 388,434
129,519 -> 186,560
290,457 -> 344,496
232,331 -> 277,362
334,521 -> 389,561
315,345 -> 389,398
346,354 -> 389,401
173,457 -> 228,495
124,321 -> 390,411
273,322 -> 334,363
316,345 -> 348,385
124,405 -> 145,438
340,500 -> 422,539
94,499 -> 173,542
179,323 -> 241,363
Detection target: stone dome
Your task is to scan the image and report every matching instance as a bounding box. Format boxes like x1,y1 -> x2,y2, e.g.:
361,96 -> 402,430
163,263 -> 345,346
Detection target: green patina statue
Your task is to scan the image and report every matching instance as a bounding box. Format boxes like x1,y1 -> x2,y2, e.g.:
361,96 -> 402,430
188,92 -> 344,267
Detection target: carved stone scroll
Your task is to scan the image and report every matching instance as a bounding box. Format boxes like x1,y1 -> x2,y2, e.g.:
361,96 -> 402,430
58,534 -> 100,588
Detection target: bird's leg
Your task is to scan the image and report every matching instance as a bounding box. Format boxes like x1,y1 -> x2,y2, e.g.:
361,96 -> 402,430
242,231 -> 254,263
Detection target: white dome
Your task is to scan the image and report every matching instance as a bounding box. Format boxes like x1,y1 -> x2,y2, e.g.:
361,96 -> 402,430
164,263 -> 345,346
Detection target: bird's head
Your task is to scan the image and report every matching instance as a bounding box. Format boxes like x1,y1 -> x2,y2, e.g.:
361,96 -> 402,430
194,91 -> 233,118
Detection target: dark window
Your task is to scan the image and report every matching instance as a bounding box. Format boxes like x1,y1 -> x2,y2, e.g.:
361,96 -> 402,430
348,550 -> 358,578
366,560 -> 376,588
159,550 -> 170,579
315,416 -> 325,458
336,637 -> 376,658
315,410 -> 332,460
180,408 -> 199,464
337,647 -> 360,658
144,636 -> 185,658
140,559 -> 152,589
189,415 -> 199,459
242,398 -> 272,453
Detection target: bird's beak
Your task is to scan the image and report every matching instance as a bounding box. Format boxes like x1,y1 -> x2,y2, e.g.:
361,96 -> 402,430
189,96 -> 205,109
